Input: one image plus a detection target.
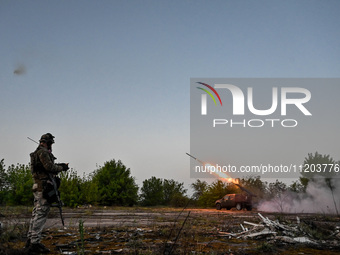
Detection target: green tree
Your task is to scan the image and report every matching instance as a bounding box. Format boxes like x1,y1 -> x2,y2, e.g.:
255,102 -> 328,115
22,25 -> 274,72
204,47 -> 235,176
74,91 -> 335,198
140,176 -> 164,206
81,173 -> 100,206
163,179 -> 187,205
289,179 -> 305,193
59,169 -> 83,207
267,180 -> 288,213
92,160 -> 138,206
140,177 -> 188,207
301,152 -> 338,182
239,176 -> 267,199
0,159 -> 8,204
6,163 -> 33,205
169,192 -> 189,207
191,179 -> 208,201
198,180 -> 238,207
301,152 -> 340,215
288,152 -> 339,195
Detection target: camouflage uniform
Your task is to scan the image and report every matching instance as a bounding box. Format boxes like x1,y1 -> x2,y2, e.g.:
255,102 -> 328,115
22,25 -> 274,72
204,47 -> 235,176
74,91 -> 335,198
27,143 -> 64,245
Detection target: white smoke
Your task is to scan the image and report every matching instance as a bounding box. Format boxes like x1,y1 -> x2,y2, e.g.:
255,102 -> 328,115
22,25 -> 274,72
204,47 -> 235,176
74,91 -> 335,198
258,178 -> 340,214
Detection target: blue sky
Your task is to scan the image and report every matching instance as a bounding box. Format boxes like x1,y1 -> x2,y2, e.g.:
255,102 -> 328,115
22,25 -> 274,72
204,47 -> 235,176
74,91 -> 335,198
1,0 -> 340,189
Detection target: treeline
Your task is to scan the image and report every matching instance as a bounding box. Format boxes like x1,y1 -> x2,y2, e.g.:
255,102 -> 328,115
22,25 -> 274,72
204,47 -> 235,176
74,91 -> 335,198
0,159 -> 32,206
0,159 -> 188,207
0,152 -> 338,208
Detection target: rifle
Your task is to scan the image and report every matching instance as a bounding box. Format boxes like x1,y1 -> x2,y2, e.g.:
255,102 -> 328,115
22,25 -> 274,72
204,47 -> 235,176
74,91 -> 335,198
27,137 -> 65,227
48,173 -> 65,227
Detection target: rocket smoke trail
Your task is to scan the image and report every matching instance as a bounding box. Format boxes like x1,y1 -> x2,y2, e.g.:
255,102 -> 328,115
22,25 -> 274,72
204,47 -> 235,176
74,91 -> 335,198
186,153 -> 204,164
186,152 -> 237,183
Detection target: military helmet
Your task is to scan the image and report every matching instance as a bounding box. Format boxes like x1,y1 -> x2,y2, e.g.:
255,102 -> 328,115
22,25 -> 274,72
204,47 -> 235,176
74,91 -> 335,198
39,133 -> 55,144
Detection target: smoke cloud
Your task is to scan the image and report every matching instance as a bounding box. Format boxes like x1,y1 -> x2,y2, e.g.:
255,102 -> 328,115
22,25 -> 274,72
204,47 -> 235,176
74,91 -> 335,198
13,64 -> 26,75
258,178 -> 340,214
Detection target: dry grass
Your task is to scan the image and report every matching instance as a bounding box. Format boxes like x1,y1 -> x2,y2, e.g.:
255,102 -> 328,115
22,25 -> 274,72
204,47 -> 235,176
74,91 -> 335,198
1,207 -> 340,254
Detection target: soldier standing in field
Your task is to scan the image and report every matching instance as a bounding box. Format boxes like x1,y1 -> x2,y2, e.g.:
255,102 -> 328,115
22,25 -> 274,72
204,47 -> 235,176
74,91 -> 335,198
26,133 -> 69,254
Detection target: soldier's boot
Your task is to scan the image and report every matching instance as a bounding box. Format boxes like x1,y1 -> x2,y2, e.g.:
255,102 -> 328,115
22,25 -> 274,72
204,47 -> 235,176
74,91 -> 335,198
27,242 -> 50,254
24,239 -> 30,249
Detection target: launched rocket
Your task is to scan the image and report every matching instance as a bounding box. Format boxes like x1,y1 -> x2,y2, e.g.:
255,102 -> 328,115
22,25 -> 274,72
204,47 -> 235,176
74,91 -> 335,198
186,153 -> 204,165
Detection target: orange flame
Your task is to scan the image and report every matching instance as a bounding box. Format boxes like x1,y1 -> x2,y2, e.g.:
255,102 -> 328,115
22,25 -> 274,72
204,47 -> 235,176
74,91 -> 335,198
220,177 -> 239,184
203,162 -> 239,184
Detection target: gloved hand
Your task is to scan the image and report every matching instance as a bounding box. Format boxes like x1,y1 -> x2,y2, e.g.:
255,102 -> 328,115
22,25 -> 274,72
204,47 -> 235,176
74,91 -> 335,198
59,163 -> 69,171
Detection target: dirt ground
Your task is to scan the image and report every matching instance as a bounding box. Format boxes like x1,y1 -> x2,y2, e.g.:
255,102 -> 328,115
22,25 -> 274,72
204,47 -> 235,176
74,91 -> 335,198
1,207 -> 340,254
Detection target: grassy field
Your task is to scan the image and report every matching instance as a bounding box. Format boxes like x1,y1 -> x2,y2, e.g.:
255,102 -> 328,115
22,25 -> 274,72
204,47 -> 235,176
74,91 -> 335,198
1,206 -> 340,254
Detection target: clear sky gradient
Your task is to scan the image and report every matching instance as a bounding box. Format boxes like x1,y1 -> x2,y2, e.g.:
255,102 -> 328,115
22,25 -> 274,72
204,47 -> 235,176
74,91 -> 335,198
1,0 -> 340,189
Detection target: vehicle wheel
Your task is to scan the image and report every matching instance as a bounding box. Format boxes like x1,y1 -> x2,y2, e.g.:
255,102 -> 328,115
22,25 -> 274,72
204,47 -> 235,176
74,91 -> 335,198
216,203 -> 222,210
236,203 -> 242,210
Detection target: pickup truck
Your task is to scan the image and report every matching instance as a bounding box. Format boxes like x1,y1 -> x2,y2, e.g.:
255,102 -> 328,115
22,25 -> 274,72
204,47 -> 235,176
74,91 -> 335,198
215,193 -> 253,211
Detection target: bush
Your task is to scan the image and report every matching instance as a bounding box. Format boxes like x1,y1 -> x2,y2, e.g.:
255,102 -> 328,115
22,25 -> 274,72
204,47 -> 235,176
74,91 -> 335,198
140,176 -> 164,206
59,169 -> 84,207
91,159 -> 138,206
170,193 -> 189,207
5,163 -> 33,206
140,177 -> 188,206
